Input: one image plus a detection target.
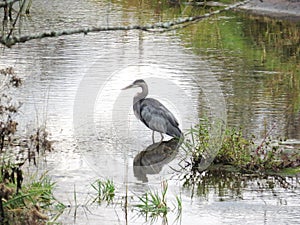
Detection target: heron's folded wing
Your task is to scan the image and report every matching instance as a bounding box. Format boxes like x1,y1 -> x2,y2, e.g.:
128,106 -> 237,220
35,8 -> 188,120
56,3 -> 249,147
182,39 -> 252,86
140,98 -> 179,128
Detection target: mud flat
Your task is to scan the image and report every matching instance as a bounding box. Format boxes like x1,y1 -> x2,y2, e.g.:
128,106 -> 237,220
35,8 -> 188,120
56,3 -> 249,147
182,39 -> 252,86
239,0 -> 300,21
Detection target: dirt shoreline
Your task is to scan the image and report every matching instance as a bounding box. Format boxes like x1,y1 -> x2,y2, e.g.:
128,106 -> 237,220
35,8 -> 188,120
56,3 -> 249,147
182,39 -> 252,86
239,0 -> 300,21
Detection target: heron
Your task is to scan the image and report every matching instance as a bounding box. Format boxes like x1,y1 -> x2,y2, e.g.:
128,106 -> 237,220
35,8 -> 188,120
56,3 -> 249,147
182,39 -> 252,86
122,79 -> 182,142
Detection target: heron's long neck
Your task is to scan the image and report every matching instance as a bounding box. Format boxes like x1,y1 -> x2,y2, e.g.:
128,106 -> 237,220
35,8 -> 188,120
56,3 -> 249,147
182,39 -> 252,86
133,83 -> 148,104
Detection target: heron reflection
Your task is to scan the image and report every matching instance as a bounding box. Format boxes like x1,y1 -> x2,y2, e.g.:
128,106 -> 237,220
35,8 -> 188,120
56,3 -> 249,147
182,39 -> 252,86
122,79 -> 182,142
133,138 -> 182,182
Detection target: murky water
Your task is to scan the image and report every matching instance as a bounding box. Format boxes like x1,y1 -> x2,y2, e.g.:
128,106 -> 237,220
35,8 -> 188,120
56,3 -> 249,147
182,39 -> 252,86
1,0 -> 299,224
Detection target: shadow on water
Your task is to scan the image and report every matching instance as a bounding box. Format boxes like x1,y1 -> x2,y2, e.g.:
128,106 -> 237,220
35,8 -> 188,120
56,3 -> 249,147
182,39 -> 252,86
133,138 -> 181,182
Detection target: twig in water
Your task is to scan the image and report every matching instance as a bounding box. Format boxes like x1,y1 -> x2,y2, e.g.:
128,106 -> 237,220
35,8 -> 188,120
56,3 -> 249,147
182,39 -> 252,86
6,0 -> 27,40
255,123 -> 276,154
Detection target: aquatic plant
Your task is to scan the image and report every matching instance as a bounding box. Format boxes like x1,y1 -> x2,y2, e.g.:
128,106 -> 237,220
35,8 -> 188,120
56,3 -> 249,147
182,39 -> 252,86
217,126 -> 299,173
0,67 -> 58,224
133,181 -> 182,222
91,179 -> 115,204
182,119 -> 300,174
215,127 -> 255,170
134,183 -> 168,217
0,67 -> 21,153
28,126 -> 54,165
181,122 -> 299,199
1,172 -> 65,225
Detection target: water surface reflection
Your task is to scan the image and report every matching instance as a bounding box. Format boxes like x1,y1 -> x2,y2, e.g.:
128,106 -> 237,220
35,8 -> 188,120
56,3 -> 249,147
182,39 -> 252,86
133,138 -> 181,182
181,11 -> 300,139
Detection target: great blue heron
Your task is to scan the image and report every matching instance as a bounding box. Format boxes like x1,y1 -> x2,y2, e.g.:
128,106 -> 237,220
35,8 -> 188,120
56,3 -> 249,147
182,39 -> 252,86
122,79 -> 182,142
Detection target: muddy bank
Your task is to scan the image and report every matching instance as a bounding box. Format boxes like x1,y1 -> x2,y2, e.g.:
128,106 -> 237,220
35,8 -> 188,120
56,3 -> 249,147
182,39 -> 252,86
239,0 -> 300,21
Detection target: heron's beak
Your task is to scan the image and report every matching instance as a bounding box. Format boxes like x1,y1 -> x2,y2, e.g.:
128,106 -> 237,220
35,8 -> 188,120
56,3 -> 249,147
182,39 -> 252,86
121,84 -> 134,90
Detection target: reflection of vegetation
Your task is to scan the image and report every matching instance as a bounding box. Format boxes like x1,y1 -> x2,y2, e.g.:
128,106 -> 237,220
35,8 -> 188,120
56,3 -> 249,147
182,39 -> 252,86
244,15 -> 300,67
181,11 -> 300,70
109,0 -> 229,24
242,14 -> 300,113
182,165 -> 298,199
180,11 -> 300,136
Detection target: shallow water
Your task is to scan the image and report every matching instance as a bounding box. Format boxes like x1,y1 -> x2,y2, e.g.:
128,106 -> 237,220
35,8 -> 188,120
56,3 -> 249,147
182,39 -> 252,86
0,0 -> 299,224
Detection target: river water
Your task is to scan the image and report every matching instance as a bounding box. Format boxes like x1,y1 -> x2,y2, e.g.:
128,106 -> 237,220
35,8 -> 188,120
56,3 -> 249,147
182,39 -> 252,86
0,0 -> 299,224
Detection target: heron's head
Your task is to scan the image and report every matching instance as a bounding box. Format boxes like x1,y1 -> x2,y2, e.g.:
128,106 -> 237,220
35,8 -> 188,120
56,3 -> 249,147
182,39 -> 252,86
122,79 -> 147,90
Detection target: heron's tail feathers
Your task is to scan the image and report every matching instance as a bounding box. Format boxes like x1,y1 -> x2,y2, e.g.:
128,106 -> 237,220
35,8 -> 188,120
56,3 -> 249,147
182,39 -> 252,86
167,126 -> 184,140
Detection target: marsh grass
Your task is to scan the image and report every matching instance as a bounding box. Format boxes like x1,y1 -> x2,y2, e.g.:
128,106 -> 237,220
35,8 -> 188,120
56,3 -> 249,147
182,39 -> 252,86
91,179 -> 115,204
217,127 -> 299,172
135,186 -> 168,217
182,119 -> 300,174
133,181 -> 182,223
1,172 -> 65,224
181,120 -> 211,172
64,179 -> 182,224
0,67 -> 61,224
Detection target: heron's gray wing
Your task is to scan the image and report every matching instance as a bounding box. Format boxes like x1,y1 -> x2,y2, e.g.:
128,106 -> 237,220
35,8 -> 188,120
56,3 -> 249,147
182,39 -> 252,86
139,98 -> 179,129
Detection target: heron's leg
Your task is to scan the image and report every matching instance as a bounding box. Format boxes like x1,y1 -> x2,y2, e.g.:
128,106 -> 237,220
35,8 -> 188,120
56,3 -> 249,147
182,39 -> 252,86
152,131 -> 155,143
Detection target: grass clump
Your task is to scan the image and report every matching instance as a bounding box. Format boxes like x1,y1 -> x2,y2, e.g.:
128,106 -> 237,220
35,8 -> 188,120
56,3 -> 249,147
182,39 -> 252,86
215,127 -> 256,171
91,179 -> 115,204
0,172 -> 65,225
183,119 -> 300,174
135,183 -> 168,217
216,127 -> 299,173
133,181 -> 182,222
